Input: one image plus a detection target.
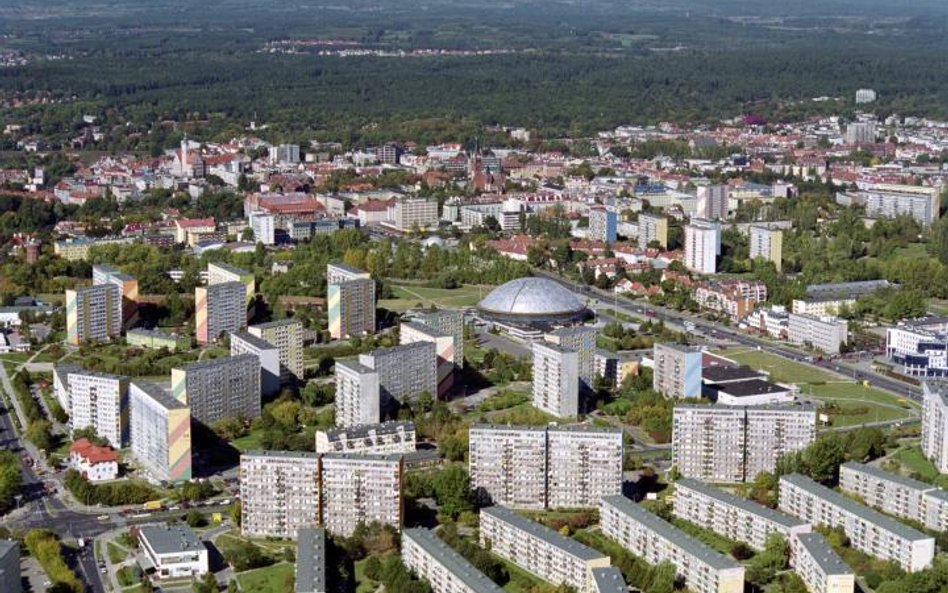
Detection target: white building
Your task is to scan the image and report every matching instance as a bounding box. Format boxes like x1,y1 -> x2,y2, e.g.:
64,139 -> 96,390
240,451 -> 321,539
388,198 -> 439,232
402,528 -> 507,593
839,461 -> 948,532
469,425 -> 547,509
319,453 -> 403,537
66,370 -> 129,449
886,319 -> 948,377
600,495 -> 745,593
788,313 -> 848,354
480,506 -> 610,593
673,478 -> 810,551
69,438 -> 119,482
250,212 -> 276,245
315,421 -> 415,455
778,473 -> 935,573
921,380 -> 948,473
696,185 -> 729,221
333,360 -> 381,428
270,144 -> 301,164
789,533 -> 854,593
532,341 -> 579,418
546,426 -> 623,509
748,225 -> 783,272
230,330 -> 281,397
137,524 -> 209,580
683,219 -> 720,275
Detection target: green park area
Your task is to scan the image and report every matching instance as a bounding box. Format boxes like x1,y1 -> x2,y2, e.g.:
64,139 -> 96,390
378,284 -> 491,312
718,348 -> 919,427
236,562 -> 295,593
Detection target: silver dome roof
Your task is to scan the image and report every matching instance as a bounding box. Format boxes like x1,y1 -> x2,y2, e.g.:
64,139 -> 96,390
478,277 -> 585,316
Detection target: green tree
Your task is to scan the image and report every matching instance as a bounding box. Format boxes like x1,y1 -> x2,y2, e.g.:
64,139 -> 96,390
431,465 -> 473,520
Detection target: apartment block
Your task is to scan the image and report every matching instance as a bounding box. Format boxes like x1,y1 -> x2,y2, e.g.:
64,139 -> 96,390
0,540 -> 20,593
231,331 -> 281,397
66,284 -> 121,345
248,318 -> 304,383
414,309 -> 465,368
789,533 -> 854,593
600,495 -> 745,593
171,355 -> 261,425
696,185 -> 729,220
921,380 -> 948,473
532,341 -> 579,418
673,479 -> 811,551
588,207 -> 618,244
546,426 -> 623,509
402,528 -> 506,593
128,382 -> 192,484
694,280 -> 768,321
52,363 -> 81,417
328,263 -> 376,340
126,328 -> 190,351
788,313 -> 848,354
195,281 -> 247,345
653,343 -> 702,398
468,425 -> 548,509
637,213 -> 668,249
684,220 -> 721,275
778,473 -> 935,572
590,567 -> 627,593
390,198 -> 439,231
240,451 -> 321,539
316,421 -> 415,454
545,326 -> 597,391
400,321 -> 456,397
67,370 -> 129,449
92,264 -> 139,327
334,359 -> 381,428
839,461 -> 948,532
480,506 -> 610,593
749,225 -> 783,272
836,184 -> 940,227
359,342 -> 437,405
319,453 -> 403,537
207,262 -> 255,304
296,527 -> 326,593
673,404 -> 816,483
468,425 -> 622,510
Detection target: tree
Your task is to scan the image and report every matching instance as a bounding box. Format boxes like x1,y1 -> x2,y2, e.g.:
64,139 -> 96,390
185,510 -> 207,528
192,572 -> 220,593
646,561 -> 677,593
0,451 -> 23,512
747,534 -> 789,586
431,465 -> 473,520
230,501 -> 242,527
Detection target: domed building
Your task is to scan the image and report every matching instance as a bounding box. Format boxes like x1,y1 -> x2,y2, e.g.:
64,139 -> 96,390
477,277 -> 588,327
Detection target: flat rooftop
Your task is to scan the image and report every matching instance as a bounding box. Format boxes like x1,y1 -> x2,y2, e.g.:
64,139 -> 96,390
296,527 -> 326,593
403,529 -> 506,593
138,524 -> 205,555
481,506 -> 607,562
676,479 -> 806,530
715,379 -> 789,398
795,532 -> 853,576
702,365 -> 767,384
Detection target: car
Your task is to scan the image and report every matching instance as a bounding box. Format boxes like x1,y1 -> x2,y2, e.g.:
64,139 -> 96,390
97,514 -> 110,521
101,567 -> 108,574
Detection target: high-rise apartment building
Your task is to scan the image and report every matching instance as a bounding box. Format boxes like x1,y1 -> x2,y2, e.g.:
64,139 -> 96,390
532,342 -> 579,418
92,264 -> 139,328
779,473 -> 935,573
637,213 -> 668,249
400,321 -> 456,397
921,380 -> 948,473
67,370 -> 129,448
545,326 -> 597,391
66,284 -> 121,345
479,506 -> 610,593
319,453 -> 403,537
296,527 -> 326,593
250,212 -> 276,246
207,262 -> 255,304
195,281 -> 247,345
171,355 -> 261,425
673,479 -> 811,552
230,330 -> 281,397
402,528 -> 506,593
248,319 -> 304,383
683,220 -> 721,275
413,309 -> 465,369
327,264 -> 376,340
546,426 -> 623,509
653,343 -> 702,398
789,533 -> 854,593
468,425 -> 622,510
390,198 -> 439,231
241,451 -> 321,539
696,185 -> 729,221
588,207 -> 618,244
128,381 -> 192,483
359,342 -> 437,405
672,404 -> 816,483
749,225 -> 783,272
269,143 -> 301,164
600,496 -> 745,593
334,360 -> 381,428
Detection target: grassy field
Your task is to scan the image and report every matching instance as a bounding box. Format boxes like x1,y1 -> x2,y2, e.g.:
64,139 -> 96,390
355,558 -> 380,593
378,283 -> 490,312
493,554 -> 546,593
718,348 -> 918,427
237,562 -> 295,593
893,446 -> 939,481
231,429 -> 264,452
107,542 -> 127,564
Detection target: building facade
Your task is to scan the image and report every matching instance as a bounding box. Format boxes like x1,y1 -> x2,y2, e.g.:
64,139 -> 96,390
92,264 -> 139,328
334,359 -> 381,428
545,326 -> 597,391
532,341 -> 579,418
248,319 -> 305,383
778,473 -> 935,572
480,506 -> 610,593
787,313 -> 848,354
67,370 -> 129,449
402,528 -> 507,593
207,262 -> 255,304
683,220 -> 721,275
359,342 -> 438,405
240,451 -> 321,539
230,330 -> 281,397
128,381 -> 192,483
469,425 -> 548,509
789,533 -> 854,593
749,225 -> 783,272
588,207 -> 618,244
66,284 -> 121,345
696,185 -> 729,220
400,321 -> 456,397
195,281 -> 247,345
328,263 -> 376,340
653,343 -> 703,399
839,461 -> 948,532
546,426 -> 623,509
600,495 -> 745,593
921,380 -> 948,473
637,213 -> 668,249
319,453 -> 403,537
315,421 -> 416,455
171,355 -> 261,425
138,525 -> 209,580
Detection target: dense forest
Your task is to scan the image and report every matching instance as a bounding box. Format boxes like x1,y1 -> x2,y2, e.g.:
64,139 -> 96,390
1,0 -> 948,146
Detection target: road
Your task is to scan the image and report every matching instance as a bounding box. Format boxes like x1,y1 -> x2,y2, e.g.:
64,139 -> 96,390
535,270 -> 921,402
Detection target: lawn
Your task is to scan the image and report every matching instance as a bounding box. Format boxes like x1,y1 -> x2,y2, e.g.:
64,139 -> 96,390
717,349 -> 836,384
355,558 -> 380,593
485,402 -> 559,426
379,283 -> 490,312
108,542 -> 127,564
893,446 -> 939,481
492,554 -> 547,593
231,429 -> 265,452
237,562 -> 295,593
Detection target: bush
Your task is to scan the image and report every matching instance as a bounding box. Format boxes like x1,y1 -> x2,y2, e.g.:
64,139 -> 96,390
64,469 -> 160,506
24,529 -> 84,593
220,539 -> 272,572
